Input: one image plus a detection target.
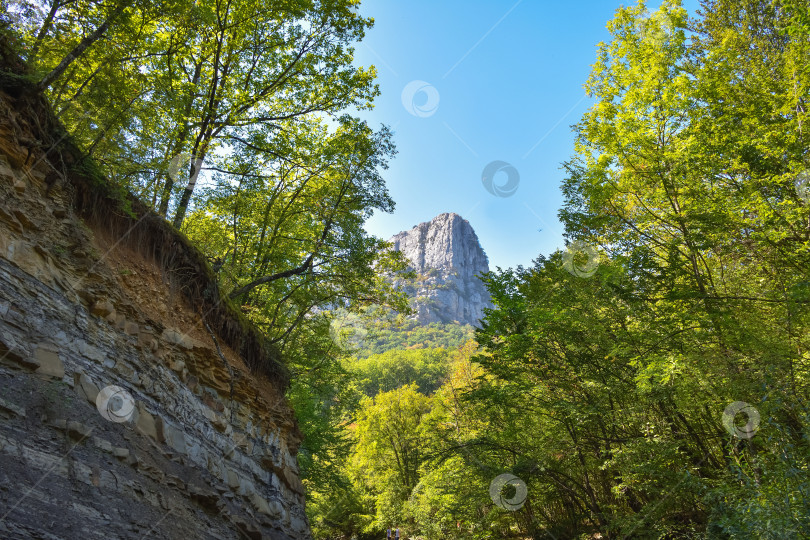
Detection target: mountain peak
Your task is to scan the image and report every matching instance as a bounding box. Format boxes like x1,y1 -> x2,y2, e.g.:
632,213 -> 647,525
432,211 -> 464,221
389,213 -> 491,326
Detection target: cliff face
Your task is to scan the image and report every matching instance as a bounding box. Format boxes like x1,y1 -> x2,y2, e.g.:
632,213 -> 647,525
0,86 -> 309,538
389,213 -> 492,326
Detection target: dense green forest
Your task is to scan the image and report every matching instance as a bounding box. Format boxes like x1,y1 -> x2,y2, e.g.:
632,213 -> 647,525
3,0 -> 810,537
331,311 -> 475,358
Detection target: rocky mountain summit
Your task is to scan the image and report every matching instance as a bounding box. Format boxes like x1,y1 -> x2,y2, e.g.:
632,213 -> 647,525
389,213 -> 492,326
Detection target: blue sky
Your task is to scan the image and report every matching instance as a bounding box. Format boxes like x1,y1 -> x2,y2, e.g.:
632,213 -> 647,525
353,0 -> 699,270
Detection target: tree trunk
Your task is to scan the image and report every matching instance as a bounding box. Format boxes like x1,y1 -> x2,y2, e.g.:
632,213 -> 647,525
157,59 -> 203,216
36,0 -> 131,92
29,0 -> 62,61
171,153 -> 205,229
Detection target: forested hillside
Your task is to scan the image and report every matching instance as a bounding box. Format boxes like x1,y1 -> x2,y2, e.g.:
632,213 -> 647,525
2,0 -> 810,538
0,5 -> 412,537
312,0 -> 810,537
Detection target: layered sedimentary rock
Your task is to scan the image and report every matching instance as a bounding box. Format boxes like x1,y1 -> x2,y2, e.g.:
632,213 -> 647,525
389,213 -> 492,326
0,83 -> 309,538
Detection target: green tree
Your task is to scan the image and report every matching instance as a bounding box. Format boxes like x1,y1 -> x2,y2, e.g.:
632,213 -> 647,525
182,116 -> 410,348
351,384 -> 433,535
10,0 -> 382,229
348,348 -> 451,397
460,0 -> 810,536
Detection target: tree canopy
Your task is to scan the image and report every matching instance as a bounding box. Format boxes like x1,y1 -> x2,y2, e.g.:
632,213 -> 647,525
304,1 -> 810,538
4,0 -> 810,537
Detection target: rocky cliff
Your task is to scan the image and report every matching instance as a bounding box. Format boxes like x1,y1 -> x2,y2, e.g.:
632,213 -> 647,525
389,213 -> 492,326
0,75 -> 309,537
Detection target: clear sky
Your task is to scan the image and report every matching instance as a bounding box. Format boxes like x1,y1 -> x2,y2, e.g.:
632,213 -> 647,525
352,0 -> 699,270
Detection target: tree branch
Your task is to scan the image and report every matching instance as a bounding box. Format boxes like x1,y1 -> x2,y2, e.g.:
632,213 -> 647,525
36,0 -> 131,92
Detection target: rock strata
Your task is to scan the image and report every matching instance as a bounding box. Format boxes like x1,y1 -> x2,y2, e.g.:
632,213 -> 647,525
0,86 -> 309,539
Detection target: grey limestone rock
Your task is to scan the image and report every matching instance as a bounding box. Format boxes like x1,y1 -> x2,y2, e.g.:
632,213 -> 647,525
389,213 -> 492,326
